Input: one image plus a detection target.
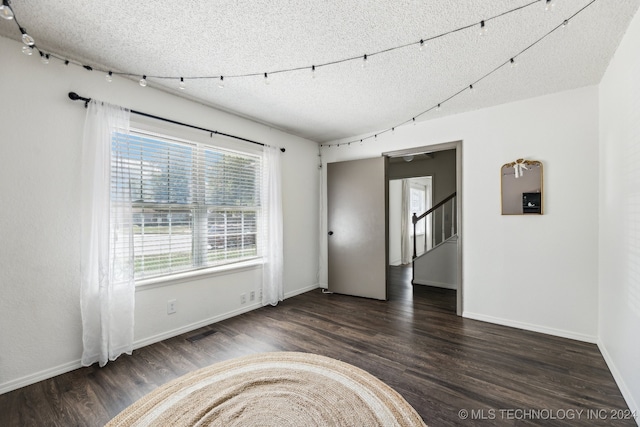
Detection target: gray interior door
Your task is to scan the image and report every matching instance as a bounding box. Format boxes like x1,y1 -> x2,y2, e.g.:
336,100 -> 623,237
327,157 -> 387,300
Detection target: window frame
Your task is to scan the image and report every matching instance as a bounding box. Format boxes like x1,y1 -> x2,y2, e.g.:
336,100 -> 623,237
409,184 -> 427,236
113,118 -> 265,287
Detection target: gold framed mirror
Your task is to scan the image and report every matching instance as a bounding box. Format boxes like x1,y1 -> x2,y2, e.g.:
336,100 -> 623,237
501,159 -> 543,215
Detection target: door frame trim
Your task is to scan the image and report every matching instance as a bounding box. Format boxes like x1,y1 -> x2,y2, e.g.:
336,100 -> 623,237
383,140 -> 463,316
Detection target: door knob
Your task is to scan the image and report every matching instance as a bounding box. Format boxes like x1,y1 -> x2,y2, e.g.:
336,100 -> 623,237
328,231 -> 334,236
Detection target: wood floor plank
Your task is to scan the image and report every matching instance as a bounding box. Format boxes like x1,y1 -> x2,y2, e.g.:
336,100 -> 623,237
0,266 -> 635,426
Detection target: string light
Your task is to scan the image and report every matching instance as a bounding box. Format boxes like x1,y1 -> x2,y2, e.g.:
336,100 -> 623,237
179,77 -> 186,90
0,0 -> 14,20
19,27 -> 34,45
479,20 -> 487,36
311,65 -> 316,79
0,0 -> 597,150
105,71 -> 113,82
545,0 -> 556,11
0,0 -> 548,85
469,84 -> 475,93
320,0 -> 599,149
218,76 -> 224,88
40,52 -> 49,64
264,72 -> 270,85
510,57 -> 517,68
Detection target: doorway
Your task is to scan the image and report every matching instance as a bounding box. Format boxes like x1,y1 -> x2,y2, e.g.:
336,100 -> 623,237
383,141 -> 462,315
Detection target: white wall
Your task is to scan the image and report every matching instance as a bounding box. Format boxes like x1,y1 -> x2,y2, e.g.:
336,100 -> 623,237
0,36 -> 319,393
321,85 -> 600,342
414,236 -> 457,289
598,6 -> 640,418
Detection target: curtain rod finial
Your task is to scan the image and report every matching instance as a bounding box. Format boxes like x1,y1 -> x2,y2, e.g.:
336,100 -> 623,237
68,91 -> 91,107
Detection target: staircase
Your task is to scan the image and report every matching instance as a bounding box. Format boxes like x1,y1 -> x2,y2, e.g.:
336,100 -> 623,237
412,192 -> 458,288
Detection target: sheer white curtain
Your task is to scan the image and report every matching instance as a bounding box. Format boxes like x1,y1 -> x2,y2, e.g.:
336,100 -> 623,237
261,145 -> 284,306
400,179 -> 412,265
80,100 -> 134,367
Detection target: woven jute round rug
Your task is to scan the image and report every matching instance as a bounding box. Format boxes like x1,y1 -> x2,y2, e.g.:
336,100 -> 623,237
106,351 -> 426,427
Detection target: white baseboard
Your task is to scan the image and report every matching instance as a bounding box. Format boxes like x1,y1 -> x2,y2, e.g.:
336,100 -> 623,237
133,302 -> 263,350
0,359 -> 82,395
463,311 -> 597,343
413,279 -> 456,290
134,283 -> 320,350
598,340 -> 640,426
0,283 -> 320,396
285,283 -> 320,299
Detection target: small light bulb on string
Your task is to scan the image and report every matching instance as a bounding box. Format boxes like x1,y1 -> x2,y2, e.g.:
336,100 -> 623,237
413,117 -> 416,126
218,76 -> 224,88
139,75 -> 147,87
391,127 -> 395,135
179,77 -> 186,90
510,57 -> 517,68
562,19 -> 570,28
40,52 -> 49,65
419,39 -> 425,52
0,0 -> 14,20
21,45 -> 33,55
545,0 -> 556,11
362,54 -> 368,68
105,71 -> 113,83
479,20 -> 487,36
20,27 -> 34,46
311,65 -> 316,79
436,104 -> 441,112
264,72 -> 270,85
469,84 -> 475,93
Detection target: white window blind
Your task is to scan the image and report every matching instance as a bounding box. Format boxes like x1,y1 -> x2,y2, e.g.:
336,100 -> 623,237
111,128 -> 262,280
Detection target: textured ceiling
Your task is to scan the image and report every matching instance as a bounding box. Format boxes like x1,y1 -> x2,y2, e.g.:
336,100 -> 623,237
0,0 -> 638,143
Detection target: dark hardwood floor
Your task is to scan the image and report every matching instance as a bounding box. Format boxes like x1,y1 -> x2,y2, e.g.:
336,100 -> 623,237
1,266 -> 634,426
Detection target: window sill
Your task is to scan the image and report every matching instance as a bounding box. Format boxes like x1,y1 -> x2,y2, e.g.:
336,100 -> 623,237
135,258 -> 263,291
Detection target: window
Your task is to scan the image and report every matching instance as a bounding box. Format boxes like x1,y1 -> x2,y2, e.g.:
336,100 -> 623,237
410,185 -> 426,235
112,129 -> 262,280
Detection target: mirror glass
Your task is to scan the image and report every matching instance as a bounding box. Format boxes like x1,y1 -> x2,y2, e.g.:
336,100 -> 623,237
501,159 -> 543,215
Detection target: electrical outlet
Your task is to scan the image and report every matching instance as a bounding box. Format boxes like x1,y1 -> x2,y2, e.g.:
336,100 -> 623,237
249,291 -> 255,302
167,299 -> 177,314
240,293 -> 247,304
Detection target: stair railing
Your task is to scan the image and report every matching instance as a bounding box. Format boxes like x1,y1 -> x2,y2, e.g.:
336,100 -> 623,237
412,192 -> 456,259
